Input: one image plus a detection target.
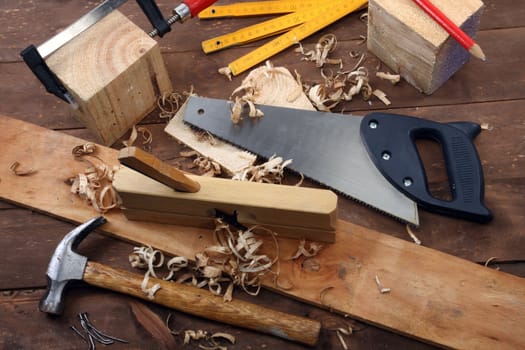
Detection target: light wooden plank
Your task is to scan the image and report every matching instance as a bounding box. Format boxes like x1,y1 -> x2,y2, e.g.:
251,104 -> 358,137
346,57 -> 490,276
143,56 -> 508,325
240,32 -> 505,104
0,115 -> 523,350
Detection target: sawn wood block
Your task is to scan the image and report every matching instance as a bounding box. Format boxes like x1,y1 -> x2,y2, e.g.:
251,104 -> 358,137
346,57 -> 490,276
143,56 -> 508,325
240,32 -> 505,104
45,10 -> 173,145
113,166 -> 338,242
367,0 -> 484,94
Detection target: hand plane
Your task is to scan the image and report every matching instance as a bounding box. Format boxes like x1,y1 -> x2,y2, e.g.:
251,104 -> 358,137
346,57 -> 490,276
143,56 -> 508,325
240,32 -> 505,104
115,147 -> 338,243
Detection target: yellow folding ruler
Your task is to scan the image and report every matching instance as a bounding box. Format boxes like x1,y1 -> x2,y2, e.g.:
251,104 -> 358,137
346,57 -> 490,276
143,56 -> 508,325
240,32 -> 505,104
199,0 -> 368,76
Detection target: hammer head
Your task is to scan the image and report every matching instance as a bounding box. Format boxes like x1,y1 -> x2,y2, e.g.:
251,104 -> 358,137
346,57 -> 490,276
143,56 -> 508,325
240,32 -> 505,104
39,216 -> 107,315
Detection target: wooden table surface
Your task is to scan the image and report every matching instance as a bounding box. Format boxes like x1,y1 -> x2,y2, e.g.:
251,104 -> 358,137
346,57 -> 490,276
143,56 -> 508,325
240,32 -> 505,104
1,1 -> 524,349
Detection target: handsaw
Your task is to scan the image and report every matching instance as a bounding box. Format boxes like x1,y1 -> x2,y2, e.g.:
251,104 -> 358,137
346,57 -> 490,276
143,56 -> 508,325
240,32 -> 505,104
199,0 -> 368,76
183,96 -> 493,225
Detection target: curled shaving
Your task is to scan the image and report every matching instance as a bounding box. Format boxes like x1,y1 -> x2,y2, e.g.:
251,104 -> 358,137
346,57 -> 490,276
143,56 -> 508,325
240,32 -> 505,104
68,144 -> 120,213
232,155 -> 294,184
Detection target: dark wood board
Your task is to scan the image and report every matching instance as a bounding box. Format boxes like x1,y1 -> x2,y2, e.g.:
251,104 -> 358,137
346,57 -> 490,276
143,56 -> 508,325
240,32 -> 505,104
0,0 -> 524,349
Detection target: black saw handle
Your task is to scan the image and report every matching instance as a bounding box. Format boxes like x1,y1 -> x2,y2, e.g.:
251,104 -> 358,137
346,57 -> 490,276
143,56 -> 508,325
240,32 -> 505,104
360,113 -> 492,223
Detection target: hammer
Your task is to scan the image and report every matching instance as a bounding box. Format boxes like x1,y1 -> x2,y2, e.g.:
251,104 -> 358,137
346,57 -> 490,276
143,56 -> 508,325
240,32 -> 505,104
40,216 -> 321,346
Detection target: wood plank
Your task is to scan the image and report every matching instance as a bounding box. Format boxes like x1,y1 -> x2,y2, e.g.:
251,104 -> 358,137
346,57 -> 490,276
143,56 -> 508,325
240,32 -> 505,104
0,115 -> 524,350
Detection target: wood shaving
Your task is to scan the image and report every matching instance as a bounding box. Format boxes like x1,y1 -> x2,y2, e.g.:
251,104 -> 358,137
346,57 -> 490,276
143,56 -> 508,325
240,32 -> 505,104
484,256 -> 500,270
72,143 -> 96,157
184,330 -> 208,344
129,245 -> 164,299
288,239 -> 323,260
232,155 -> 293,184
158,91 -> 185,120
183,329 -> 235,350
306,67 -> 374,111
336,325 -> 354,350
336,329 -> 349,350
68,144 -> 121,213
372,89 -> 391,106
405,224 -> 422,245
481,122 -> 493,131
376,71 -> 401,84
297,34 -> 342,69
374,275 -> 391,294
10,161 -> 37,176
122,125 -> 153,151
180,150 -> 222,176
218,67 -> 233,81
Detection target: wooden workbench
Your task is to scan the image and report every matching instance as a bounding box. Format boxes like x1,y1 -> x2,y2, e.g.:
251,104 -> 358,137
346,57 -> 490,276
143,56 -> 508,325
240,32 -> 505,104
0,1 -> 523,349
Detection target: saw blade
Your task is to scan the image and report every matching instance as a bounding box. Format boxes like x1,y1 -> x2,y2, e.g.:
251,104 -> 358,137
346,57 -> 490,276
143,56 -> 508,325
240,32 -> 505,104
38,0 -> 128,58
183,96 -> 419,225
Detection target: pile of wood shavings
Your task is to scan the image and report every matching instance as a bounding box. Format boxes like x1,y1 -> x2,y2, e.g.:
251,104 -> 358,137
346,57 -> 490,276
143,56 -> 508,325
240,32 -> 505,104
129,219 -> 279,302
228,60 -> 315,124
296,34 -> 343,68
296,34 -> 400,111
232,155 -> 296,184
67,143 -> 121,213
157,87 -> 195,120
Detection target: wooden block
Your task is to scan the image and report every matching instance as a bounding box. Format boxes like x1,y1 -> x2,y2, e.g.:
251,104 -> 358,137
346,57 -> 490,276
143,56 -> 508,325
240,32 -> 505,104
45,11 -> 173,145
367,0 -> 484,94
113,166 -> 337,242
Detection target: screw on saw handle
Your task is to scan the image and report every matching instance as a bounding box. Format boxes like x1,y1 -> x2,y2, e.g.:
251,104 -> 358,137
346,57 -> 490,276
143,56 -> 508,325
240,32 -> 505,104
360,113 -> 492,223
137,0 -> 217,37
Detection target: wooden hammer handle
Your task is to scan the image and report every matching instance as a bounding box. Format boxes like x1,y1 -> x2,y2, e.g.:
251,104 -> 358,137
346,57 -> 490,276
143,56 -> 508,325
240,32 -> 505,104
118,146 -> 200,193
83,261 -> 320,346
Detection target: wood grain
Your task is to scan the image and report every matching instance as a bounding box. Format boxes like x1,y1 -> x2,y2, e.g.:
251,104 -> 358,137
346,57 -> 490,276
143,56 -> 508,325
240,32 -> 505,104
45,11 -> 172,145
0,115 -> 523,350
114,165 -> 337,242
84,261 -> 321,346
118,146 -> 201,193
368,0 -> 484,93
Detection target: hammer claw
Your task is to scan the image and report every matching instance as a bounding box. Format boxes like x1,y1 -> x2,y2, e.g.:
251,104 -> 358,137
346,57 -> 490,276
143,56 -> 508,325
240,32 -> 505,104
39,216 -> 107,315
